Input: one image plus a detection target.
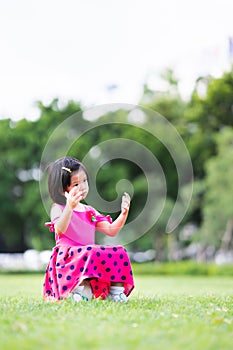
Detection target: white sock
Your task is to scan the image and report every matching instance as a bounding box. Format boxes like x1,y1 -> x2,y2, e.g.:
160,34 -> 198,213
109,286 -> 124,295
73,285 -> 84,294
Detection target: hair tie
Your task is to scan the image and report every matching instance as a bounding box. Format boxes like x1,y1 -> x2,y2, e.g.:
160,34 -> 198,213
62,166 -> 72,173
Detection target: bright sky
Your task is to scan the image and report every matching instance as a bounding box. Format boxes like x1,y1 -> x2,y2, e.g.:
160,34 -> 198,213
0,0 -> 233,121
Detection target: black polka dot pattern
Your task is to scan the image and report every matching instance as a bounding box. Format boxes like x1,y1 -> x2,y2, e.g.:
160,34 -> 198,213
43,244 -> 134,301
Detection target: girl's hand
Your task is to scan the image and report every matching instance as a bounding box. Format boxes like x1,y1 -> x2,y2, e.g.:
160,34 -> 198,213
65,187 -> 84,210
121,192 -> 130,214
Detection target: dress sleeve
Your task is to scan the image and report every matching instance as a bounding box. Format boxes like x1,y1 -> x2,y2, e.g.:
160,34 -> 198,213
86,206 -> 113,224
45,203 -> 63,232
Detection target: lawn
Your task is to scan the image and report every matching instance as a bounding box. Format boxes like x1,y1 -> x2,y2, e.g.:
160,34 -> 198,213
0,274 -> 232,350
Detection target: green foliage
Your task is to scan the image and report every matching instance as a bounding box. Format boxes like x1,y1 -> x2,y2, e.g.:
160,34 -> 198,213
0,99 -> 83,252
140,67 -> 233,253
201,128 -> 233,247
1,67 -> 233,255
206,69 -> 233,127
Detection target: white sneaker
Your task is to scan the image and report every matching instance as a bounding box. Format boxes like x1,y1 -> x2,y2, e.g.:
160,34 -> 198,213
110,292 -> 128,303
72,292 -> 83,302
108,286 -> 128,303
72,283 -> 93,302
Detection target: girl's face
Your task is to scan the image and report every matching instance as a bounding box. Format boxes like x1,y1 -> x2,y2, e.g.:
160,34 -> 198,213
66,169 -> 89,200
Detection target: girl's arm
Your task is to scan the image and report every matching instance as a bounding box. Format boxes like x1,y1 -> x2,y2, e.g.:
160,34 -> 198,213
51,204 -> 73,235
96,192 -> 130,237
51,188 -> 84,235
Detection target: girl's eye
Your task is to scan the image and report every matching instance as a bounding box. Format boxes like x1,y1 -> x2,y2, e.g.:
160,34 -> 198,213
74,184 -> 79,187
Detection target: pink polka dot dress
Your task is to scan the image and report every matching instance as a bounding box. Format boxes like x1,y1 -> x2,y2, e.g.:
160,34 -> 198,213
43,204 -> 134,301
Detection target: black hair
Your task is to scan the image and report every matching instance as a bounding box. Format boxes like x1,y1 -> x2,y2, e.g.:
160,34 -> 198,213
48,157 -> 88,205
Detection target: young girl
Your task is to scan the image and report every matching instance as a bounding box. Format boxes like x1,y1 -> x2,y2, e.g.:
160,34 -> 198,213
43,156 -> 134,302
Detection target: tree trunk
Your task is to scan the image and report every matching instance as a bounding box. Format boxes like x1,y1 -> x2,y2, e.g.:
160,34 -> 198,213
221,218 -> 233,251
153,232 -> 166,261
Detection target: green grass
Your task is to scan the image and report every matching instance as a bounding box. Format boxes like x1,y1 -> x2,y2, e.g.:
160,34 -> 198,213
0,274 -> 232,350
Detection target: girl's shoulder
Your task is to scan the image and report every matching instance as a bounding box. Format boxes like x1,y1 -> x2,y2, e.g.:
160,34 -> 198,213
51,202 -> 65,213
83,204 -> 99,215
50,203 -> 64,221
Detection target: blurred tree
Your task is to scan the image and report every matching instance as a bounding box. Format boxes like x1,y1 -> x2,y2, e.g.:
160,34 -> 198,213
183,67 -> 233,232
1,67 -> 233,259
139,71 -> 192,259
0,119 -> 25,252
138,67 -> 233,259
184,68 -> 233,178
201,127 -> 233,250
0,99 -> 83,252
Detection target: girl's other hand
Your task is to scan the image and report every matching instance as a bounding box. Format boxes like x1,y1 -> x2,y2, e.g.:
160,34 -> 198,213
121,192 -> 130,214
65,187 -> 84,210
